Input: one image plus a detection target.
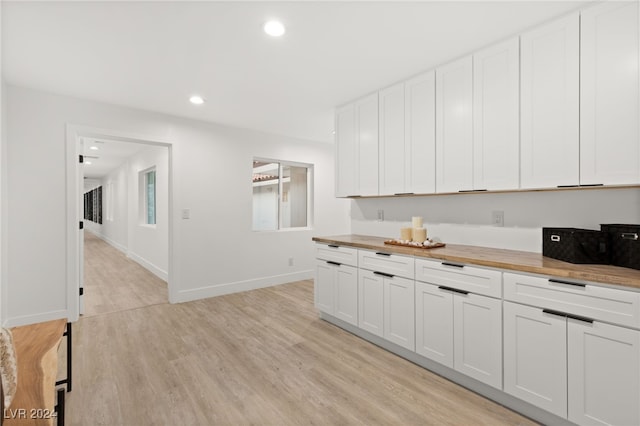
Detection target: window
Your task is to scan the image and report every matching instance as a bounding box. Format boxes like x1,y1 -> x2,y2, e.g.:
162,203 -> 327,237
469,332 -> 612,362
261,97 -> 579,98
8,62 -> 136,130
252,159 -> 312,231
140,168 -> 156,225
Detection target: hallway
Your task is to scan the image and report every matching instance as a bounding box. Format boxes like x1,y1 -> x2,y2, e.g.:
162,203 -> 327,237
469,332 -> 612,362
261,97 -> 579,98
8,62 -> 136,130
83,231 -> 167,317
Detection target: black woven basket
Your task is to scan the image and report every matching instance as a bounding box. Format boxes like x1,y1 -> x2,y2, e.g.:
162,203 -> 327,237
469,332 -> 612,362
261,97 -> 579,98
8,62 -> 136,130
542,228 -> 608,264
600,224 -> 640,270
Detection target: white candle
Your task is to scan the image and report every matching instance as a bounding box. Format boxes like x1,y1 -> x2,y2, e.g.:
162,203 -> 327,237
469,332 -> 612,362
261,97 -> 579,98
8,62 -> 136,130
412,216 -> 423,228
413,227 -> 427,243
400,227 -> 413,241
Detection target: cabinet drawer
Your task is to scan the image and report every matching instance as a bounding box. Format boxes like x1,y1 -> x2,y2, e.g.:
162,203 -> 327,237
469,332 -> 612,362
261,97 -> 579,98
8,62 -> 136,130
315,243 -> 358,267
504,272 -> 640,329
358,250 -> 415,279
415,258 -> 502,298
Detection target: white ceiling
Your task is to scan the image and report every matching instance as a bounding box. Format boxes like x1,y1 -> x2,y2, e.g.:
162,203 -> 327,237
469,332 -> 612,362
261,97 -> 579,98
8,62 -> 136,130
3,1 -> 592,144
82,138 -> 149,179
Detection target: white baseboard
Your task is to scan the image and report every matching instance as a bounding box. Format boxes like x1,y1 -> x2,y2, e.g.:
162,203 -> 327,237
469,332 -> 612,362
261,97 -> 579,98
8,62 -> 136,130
3,309 -> 69,328
127,252 -> 169,282
173,270 -> 314,304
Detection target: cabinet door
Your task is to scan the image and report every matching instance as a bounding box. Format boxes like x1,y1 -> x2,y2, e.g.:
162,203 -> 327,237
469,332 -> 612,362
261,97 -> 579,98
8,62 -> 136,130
379,83 -> 406,195
384,276 -> 415,351
581,1 -> 640,185
334,264 -> 358,326
473,38 -> 520,191
315,260 -> 334,314
503,302 -> 567,418
568,319 -> 640,426
356,93 -> 379,196
358,270 -> 384,337
453,293 -> 502,389
415,282 -> 454,368
405,71 -> 436,194
520,13 -> 579,189
335,103 -> 356,197
436,55 -> 473,193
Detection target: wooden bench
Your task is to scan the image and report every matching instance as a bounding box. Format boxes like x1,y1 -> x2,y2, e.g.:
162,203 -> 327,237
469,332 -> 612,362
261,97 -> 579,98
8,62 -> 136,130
3,320 -> 69,426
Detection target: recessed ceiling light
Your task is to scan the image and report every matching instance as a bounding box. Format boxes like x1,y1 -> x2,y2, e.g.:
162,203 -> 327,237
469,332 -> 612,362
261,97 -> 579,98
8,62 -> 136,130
89,146 -> 99,150
189,95 -> 205,105
264,20 -> 285,37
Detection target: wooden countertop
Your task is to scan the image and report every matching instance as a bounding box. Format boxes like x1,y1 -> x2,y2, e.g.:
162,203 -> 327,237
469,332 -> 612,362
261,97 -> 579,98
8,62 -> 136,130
312,234 -> 640,291
5,319 -> 66,426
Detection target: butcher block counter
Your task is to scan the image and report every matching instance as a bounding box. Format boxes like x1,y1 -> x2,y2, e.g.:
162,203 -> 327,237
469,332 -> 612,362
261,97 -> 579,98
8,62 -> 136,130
312,234 -> 640,290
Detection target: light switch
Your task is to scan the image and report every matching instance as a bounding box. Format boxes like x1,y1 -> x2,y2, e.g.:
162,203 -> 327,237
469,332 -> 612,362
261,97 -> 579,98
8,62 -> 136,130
182,209 -> 190,219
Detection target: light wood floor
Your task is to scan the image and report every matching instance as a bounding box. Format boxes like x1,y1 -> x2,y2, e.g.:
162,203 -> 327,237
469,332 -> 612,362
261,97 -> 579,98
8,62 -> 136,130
67,235 -> 537,425
83,231 -> 167,317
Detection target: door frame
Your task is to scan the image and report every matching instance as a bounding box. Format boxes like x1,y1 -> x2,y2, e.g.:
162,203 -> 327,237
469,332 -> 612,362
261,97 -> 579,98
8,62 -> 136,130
65,124 -> 175,321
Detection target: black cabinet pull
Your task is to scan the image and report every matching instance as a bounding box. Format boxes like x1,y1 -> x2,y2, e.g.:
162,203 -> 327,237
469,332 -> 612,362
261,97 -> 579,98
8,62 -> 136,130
542,309 -> 568,318
375,252 -> 391,257
328,244 -> 339,248
566,313 -> 594,324
442,262 -> 464,268
580,183 -> 603,187
373,271 -> 394,278
394,192 -> 414,196
548,278 -> 586,288
326,261 -> 341,266
458,189 -> 487,193
557,184 -> 579,188
438,286 -> 469,295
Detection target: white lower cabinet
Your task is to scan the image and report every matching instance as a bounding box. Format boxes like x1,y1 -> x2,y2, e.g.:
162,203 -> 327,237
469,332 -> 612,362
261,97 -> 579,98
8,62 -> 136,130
359,269 -> 415,351
504,300 -> 640,425
503,301 -> 568,418
568,319 -> 640,426
416,281 -> 502,389
314,259 -> 358,326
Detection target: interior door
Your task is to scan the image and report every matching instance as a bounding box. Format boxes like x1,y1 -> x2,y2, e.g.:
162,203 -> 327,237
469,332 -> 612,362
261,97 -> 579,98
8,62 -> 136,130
78,138 -> 85,315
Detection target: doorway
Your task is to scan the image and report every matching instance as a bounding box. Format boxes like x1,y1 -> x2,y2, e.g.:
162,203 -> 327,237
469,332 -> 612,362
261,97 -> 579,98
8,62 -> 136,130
66,125 -> 174,321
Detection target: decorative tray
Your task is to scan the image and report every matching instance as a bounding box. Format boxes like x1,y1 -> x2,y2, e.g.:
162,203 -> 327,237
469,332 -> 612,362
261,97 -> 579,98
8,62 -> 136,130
384,239 -> 446,249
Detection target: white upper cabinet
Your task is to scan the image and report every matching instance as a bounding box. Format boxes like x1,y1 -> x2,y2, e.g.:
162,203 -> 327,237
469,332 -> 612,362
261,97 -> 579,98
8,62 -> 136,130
473,38 -> 520,191
356,94 -> 379,196
436,56 -> 474,193
335,93 -> 379,197
379,71 -> 436,196
405,71 -> 436,194
335,103 -> 356,197
520,13 -> 580,189
580,1 -> 640,186
379,83 -> 406,195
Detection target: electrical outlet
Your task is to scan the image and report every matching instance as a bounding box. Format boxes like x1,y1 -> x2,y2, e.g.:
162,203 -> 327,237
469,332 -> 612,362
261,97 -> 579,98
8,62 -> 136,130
182,209 -> 190,219
492,210 -> 504,227
377,209 -> 384,222
288,257 -> 294,266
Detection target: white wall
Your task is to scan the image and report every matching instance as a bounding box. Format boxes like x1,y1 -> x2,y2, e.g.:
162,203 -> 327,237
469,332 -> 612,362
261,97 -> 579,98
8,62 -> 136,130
85,145 -> 169,282
126,146 -> 169,280
351,188 -> 640,252
2,84 -> 350,326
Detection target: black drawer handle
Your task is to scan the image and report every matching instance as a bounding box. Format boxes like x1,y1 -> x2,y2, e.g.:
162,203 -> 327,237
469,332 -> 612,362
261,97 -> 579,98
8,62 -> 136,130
548,278 -> 586,288
373,271 -> 394,278
438,285 -> 469,295
442,262 -> 464,268
328,244 -> 340,248
542,309 -> 594,324
375,252 -> 391,257
394,192 -> 414,196
326,261 -> 341,266
458,189 -> 487,193
542,308 -> 567,318
566,313 -> 594,324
